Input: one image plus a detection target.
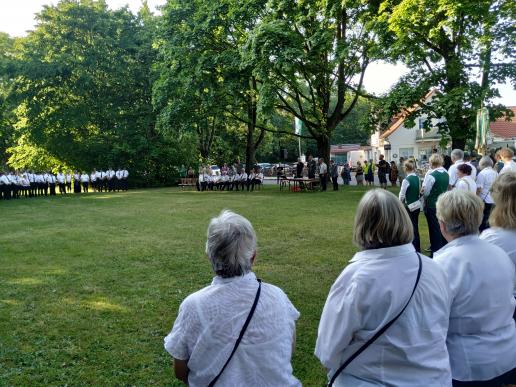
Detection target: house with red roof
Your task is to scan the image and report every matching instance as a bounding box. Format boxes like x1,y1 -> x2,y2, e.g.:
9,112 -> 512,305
370,90 -> 515,163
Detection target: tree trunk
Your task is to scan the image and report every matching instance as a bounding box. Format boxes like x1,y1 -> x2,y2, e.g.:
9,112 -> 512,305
245,123 -> 256,174
316,134 -> 330,165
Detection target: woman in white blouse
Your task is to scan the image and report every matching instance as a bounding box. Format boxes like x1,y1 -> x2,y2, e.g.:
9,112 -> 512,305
164,210 -> 300,387
316,189 -> 452,386
475,156 -> 498,231
454,163 -> 477,193
435,190 -> 516,386
480,171 -> 516,302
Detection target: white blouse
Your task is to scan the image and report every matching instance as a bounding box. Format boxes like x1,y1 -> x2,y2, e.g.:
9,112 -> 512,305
434,235 -> 516,381
455,176 -> 476,193
315,244 -> 452,386
480,227 -> 516,296
476,167 -> 498,204
164,272 -> 301,387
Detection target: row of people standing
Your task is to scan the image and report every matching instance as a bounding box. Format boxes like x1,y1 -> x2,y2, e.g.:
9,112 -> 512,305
0,168 -> 129,200
398,147 -> 516,256
195,166 -> 264,192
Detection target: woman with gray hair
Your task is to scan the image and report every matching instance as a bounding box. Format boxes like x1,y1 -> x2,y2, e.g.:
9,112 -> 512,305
435,190 -> 516,386
316,189 -> 452,386
164,210 -> 300,387
475,155 -> 498,231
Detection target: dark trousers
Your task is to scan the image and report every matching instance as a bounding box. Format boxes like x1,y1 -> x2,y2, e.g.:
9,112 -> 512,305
320,174 -> 327,191
424,207 -> 447,256
407,208 -> 421,252
82,182 -> 88,192
331,176 -> 338,191
58,183 -> 66,194
479,203 -> 493,232
452,366 -> 516,386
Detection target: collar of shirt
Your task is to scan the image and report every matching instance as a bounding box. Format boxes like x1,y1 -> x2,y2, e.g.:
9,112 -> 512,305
454,159 -> 464,165
350,243 -> 416,263
433,234 -> 477,258
211,271 -> 256,286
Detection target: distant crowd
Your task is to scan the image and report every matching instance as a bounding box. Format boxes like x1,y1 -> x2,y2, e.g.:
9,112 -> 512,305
0,168 -> 129,200
190,164 -> 264,192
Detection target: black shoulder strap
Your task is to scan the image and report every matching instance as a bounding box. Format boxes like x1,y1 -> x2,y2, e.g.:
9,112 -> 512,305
208,279 -> 262,387
327,253 -> 422,387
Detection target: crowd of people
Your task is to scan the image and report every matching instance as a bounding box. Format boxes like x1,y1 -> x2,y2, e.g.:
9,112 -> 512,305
0,168 -> 129,200
193,164 -> 264,192
163,146 -> 516,387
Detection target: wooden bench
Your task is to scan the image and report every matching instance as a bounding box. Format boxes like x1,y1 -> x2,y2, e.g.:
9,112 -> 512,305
178,177 -> 198,190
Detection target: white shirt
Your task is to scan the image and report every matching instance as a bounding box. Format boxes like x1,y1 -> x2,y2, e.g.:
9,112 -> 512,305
65,173 -> 72,183
315,244 -> 452,386
116,170 -> 123,179
480,228 -> 516,296
164,272 -> 300,387
319,162 -> 327,175
80,174 -> 89,183
422,167 -> 448,197
448,159 -> 464,187
434,235 -> 516,381
90,173 -> 97,182
256,172 -> 263,181
455,175 -> 476,193
35,174 -> 45,183
398,172 -> 419,203
0,175 -> 10,185
56,173 -> 65,183
465,162 -> 477,179
500,160 -> 516,174
47,174 -> 56,184
107,170 -> 115,179
476,167 -> 498,203
122,169 -> 128,178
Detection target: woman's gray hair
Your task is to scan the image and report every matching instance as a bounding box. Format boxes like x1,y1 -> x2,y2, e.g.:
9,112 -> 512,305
478,155 -> 493,170
205,210 -> 256,278
353,189 -> 413,250
436,190 -> 483,236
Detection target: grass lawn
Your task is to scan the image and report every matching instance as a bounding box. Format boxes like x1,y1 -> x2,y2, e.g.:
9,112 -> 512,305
0,185 -> 429,386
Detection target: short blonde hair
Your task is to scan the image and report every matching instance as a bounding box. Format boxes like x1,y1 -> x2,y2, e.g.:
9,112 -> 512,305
489,171 -> 516,229
436,190 -> 483,236
499,147 -> 514,160
429,153 -> 443,168
353,189 -> 413,250
404,160 -> 415,172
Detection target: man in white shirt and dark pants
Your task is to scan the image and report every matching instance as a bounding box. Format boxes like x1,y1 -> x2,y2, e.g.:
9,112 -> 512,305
448,149 -> 465,189
318,158 -> 328,191
476,156 -> 498,232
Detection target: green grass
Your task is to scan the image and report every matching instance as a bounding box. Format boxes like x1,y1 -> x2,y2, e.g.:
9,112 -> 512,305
0,186 -> 429,386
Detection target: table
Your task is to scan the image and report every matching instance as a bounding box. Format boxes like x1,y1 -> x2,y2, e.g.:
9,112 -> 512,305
280,177 -> 320,192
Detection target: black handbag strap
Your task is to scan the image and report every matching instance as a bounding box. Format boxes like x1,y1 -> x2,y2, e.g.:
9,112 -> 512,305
208,279 -> 262,387
327,253 -> 422,387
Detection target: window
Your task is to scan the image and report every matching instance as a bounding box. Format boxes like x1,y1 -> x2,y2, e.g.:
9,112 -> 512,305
418,118 -> 425,130
399,148 -> 414,158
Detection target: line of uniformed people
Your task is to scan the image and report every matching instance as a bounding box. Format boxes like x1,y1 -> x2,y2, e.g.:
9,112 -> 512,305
0,168 -> 129,200
197,167 -> 263,192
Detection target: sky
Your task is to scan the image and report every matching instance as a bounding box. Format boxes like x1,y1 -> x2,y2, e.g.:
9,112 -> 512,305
0,0 -> 514,105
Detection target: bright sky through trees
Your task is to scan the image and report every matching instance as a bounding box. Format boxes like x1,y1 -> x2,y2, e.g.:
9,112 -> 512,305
0,0 -> 513,104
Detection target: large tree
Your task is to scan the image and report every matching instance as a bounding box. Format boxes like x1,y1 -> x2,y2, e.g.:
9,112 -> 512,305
374,0 -> 515,149
156,0 -> 272,171
9,0 -> 182,184
244,0 -> 383,162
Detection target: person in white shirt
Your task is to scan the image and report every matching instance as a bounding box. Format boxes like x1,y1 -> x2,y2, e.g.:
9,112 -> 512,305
35,173 -> 45,196
46,172 -> 56,196
250,168 -> 263,191
499,147 -> 516,174
316,189 -> 452,386
27,171 -> 36,197
107,168 -> 116,192
96,170 -> 104,192
0,172 -> 11,200
476,156 -> 498,231
90,169 -> 98,192
454,164 -> 476,193
56,172 -> 66,194
480,171 -> 516,302
115,168 -> 123,191
65,171 -> 72,192
121,168 -> 129,191
318,158 -> 328,191
247,170 -> 255,191
73,171 -> 81,194
80,172 -> 89,192
164,210 -> 300,387
239,170 -> 248,191
435,190 -> 516,385
448,148 -> 465,189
